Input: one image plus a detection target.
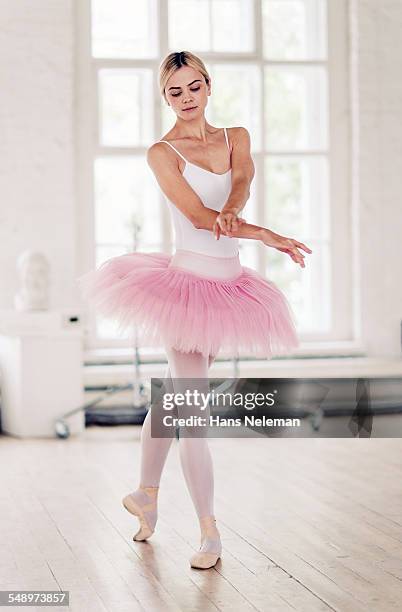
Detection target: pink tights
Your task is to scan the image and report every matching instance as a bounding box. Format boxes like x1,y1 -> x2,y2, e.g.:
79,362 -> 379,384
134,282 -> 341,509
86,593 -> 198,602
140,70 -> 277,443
138,345 -> 216,519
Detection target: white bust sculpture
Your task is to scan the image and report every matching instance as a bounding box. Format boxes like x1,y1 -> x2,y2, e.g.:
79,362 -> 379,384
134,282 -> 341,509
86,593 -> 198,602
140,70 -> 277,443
14,250 -> 50,311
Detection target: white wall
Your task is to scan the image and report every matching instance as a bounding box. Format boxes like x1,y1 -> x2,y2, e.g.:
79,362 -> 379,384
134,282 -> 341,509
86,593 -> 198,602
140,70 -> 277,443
0,0 -> 401,356
0,0 -> 76,309
352,0 -> 402,356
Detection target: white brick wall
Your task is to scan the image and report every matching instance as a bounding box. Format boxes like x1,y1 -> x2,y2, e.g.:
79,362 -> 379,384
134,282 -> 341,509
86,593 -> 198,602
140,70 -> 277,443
352,0 -> 402,356
0,0 -> 75,309
0,1 -> 401,356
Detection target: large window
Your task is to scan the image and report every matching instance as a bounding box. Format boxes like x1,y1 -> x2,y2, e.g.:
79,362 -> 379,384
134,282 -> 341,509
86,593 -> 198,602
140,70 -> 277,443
77,0 -> 350,351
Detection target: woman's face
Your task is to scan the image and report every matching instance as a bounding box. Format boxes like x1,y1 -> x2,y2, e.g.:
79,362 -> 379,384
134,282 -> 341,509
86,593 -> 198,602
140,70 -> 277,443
165,66 -> 210,119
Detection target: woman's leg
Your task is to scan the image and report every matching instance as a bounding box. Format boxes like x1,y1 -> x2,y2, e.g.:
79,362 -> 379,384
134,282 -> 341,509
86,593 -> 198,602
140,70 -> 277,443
139,363 -> 175,487
123,353 -> 217,541
139,352 -> 217,488
164,346 -> 215,519
164,345 -> 222,568
122,363 -> 174,540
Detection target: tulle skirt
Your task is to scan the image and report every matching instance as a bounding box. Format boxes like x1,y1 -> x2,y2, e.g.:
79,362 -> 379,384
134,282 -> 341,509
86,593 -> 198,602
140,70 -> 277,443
76,249 -> 300,359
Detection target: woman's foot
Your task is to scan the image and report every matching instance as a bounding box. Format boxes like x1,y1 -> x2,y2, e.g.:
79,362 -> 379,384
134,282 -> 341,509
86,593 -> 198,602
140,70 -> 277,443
122,485 -> 159,541
190,515 -> 222,569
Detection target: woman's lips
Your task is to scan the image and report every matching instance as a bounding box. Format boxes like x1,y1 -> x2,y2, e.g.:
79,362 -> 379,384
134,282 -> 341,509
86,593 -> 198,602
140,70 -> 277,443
183,106 -> 197,111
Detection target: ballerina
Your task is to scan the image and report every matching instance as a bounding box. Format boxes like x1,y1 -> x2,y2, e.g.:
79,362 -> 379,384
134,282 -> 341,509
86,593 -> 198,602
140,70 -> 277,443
77,50 -> 312,570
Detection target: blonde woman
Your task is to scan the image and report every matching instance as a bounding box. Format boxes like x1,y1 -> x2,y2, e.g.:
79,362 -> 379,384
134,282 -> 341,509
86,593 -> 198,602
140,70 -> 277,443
78,51 -> 311,570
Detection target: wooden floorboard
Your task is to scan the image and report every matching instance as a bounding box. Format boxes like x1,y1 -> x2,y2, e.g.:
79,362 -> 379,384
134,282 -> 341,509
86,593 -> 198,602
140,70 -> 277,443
1,429 -> 402,611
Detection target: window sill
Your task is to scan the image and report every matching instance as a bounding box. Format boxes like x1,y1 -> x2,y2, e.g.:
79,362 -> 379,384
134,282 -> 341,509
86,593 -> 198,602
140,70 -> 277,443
84,340 -> 367,365
83,343 -> 402,387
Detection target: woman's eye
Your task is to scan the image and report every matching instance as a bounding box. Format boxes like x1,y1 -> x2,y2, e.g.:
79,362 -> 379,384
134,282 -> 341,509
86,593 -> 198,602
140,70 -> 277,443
171,87 -> 201,98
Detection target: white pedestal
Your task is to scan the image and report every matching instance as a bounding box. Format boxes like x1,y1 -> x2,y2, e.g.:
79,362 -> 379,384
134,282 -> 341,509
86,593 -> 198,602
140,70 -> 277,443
0,309 -> 85,438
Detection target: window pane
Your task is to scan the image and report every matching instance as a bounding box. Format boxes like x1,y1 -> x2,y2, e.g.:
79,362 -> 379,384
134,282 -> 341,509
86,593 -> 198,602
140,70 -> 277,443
169,0 -> 254,52
265,66 -> 328,150
169,0 -> 209,50
265,156 -> 329,239
205,64 -> 262,152
238,177 -> 259,268
99,69 -> 153,147
95,244 -> 129,267
265,156 -> 330,332
91,0 -> 158,58
94,156 -> 162,253
265,242 -> 330,333
212,0 -> 254,52
263,0 -> 327,60
95,311 -> 124,340
239,242 -> 259,269
161,100 -> 176,136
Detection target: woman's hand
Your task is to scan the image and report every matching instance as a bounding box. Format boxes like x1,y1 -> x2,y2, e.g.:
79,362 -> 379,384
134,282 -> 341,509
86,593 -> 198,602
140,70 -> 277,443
261,229 -> 312,268
213,209 -> 247,240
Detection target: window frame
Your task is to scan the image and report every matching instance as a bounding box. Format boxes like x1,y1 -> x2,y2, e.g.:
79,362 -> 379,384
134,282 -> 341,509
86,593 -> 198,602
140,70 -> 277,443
76,0 -> 361,355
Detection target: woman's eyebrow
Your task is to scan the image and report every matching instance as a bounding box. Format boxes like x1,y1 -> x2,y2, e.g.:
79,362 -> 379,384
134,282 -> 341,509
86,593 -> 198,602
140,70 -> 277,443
168,79 -> 202,91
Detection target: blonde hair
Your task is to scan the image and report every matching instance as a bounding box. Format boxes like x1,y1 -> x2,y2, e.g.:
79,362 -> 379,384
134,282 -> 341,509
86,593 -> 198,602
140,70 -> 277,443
159,51 -> 210,102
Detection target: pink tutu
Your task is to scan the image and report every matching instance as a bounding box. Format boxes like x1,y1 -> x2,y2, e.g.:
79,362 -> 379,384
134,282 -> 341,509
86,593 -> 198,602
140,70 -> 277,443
77,251 -> 300,359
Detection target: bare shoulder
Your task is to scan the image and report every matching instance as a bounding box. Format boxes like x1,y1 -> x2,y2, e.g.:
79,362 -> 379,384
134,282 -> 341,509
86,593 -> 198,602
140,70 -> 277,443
147,140 -> 169,161
227,126 -> 251,144
227,127 -> 254,179
146,140 -> 178,173
227,126 -> 250,136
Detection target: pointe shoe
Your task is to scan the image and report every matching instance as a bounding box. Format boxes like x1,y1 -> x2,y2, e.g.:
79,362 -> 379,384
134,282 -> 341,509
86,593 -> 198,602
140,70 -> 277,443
122,486 -> 158,541
190,516 -> 222,569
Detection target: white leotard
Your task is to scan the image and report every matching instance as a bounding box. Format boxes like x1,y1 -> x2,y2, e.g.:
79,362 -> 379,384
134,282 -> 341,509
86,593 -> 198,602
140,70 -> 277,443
157,127 -> 240,258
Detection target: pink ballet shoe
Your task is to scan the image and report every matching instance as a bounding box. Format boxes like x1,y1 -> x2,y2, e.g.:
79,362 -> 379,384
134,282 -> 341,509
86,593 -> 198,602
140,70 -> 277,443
190,515 -> 222,569
122,486 -> 159,541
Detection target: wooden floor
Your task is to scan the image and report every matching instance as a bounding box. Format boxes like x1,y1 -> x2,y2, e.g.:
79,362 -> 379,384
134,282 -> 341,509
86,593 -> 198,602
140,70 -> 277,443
1,428 -> 402,611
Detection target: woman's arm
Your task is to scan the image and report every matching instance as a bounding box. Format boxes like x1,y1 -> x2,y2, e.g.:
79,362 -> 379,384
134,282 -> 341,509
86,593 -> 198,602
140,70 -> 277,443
147,143 -> 207,225
220,127 -> 255,217
193,206 -> 311,268
225,219 -> 311,268
213,127 -> 254,238
147,139 -> 312,268
194,205 -> 261,238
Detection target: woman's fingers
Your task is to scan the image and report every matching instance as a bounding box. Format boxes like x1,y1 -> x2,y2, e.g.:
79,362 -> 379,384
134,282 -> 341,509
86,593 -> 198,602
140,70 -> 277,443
278,244 -> 306,268
270,237 -> 311,268
219,214 -> 232,235
294,240 -> 313,254
291,246 -> 305,267
227,213 -> 242,234
214,213 -> 246,238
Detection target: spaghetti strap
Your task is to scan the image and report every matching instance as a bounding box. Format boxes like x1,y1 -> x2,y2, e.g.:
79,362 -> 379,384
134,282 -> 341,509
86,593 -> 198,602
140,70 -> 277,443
159,131 -> 230,165
223,127 -> 230,151
157,140 -> 188,163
